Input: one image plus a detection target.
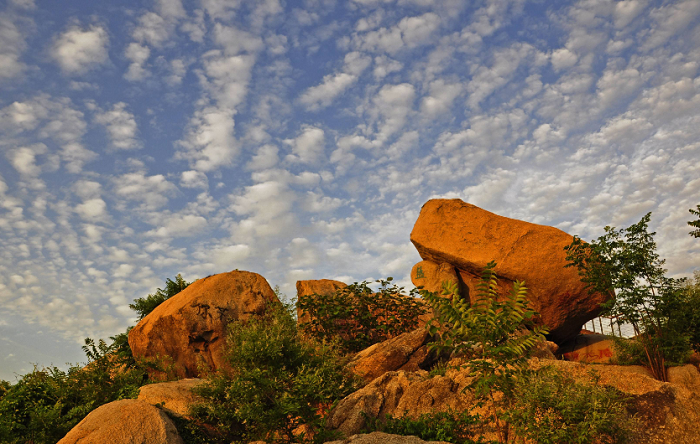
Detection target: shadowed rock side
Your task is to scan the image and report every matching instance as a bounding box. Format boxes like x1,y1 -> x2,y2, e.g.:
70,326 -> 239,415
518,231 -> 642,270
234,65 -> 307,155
57,399 -> 183,444
296,279 -> 348,324
128,270 -> 279,378
410,199 -> 612,344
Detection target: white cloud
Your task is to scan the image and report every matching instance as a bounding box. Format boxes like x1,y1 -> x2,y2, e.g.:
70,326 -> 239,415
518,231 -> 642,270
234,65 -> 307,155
596,67 -> 644,110
247,144 -> 279,171
285,126 -> 325,164
614,0 -> 649,28
0,14 -> 26,79
114,172 -> 177,209
420,79 -> 463,119
214,24 -> 264,55
180,170 -> 209,189
75,198 -> 107,221
641,0 -> 700,51
133,12 -> 169,47
124,43 -> 150,81
8,144 -> 47,176
149,214 -> 207,238
353,12 -> 441,54
229,178 -> 298,241
52,25 -> 109,75
94,102 -> 141,150
299,73 -> 358,111
550,48 -> 578,71
178,52 -> 256,171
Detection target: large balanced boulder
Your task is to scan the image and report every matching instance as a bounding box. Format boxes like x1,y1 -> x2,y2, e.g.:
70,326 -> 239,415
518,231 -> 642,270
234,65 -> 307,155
57,399 -> 183,444
410,199 -> 611,344
129,270 -> 279,378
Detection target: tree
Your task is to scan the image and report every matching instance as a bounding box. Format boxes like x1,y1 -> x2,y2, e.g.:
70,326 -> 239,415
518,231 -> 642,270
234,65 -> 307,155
421,262 -> 549,443
689,205 -> 700,238
564,213 -> 691,381
129,273 -> 191,320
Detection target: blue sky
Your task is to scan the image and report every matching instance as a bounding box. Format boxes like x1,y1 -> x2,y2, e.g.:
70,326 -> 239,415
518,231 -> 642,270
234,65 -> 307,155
1,0 -> 700,381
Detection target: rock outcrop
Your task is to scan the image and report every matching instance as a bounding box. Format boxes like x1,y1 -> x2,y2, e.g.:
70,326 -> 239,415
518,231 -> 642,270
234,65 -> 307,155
296,279 -> 347,324
324,432 -> 450,444
129,270 -> 279,378
137,378 -> 203,417
410,199 -> 611,344
329,358 -> 700,444
327,370 -> 473,437
348,328 -> 437,383
57,399 -> 183,444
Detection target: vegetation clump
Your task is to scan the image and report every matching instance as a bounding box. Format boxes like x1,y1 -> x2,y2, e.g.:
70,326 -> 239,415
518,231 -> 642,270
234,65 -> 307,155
363,410 -> 485,444
565,212 -> 698,380
296,277 -> 427,353
191,302 -> 359,444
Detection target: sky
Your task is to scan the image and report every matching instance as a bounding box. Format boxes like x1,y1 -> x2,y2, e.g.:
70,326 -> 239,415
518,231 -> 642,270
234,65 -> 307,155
1,0 -> 699,381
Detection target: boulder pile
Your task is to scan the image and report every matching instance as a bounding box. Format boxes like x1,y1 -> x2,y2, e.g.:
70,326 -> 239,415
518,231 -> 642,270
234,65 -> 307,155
410,199 -> 612,344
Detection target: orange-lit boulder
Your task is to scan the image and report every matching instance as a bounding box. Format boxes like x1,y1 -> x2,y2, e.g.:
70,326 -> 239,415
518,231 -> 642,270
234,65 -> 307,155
129,270 -> 279,378
410,199 -> 611,344
57,399 -> 182,444
410,260 -> 462,299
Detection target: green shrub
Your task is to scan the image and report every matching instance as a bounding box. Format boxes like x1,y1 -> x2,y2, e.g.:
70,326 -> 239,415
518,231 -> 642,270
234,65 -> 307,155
504,367 -> 635,444
421,261 -> 549,444
363,410 -> 487,444
191,302 -> 358,443
689,205 -> 700,238
0,344 -> 147,444
297,277 -> 427,354
130,273 -> 191,320
565,213 -> 694,380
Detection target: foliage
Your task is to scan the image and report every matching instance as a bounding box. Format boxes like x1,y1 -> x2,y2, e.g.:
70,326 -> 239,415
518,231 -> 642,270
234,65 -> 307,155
363,410 -> 488,444
0,338 -> 147,444
679,271 -> 700,351
421,262 -> 549,443
297,277 -> 427,354
564,213 -> 693,380
504,367 -> 634,444
689,205 -> 700,238
130,273 -> 191,320
191,302 -> 358,444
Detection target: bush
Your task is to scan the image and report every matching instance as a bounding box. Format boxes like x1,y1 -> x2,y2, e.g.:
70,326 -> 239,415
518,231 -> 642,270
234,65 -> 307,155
363,410 -> 487,444
297,277 -> 427,354
191,302 -> 359,443
565,213 -> 694,380
421,262 -> 549,444
505,367 -> 635,444
0,344 -> 147,444
130,273 -> 191,320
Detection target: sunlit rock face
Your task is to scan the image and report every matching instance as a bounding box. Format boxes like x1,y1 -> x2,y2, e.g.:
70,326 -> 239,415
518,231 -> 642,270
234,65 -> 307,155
410,199 -> 611,345
128,269 -> 280,378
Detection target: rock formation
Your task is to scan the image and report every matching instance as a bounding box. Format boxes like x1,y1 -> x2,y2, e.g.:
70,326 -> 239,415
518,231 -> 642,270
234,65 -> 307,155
348,328 -> 437,383
329,358 -> 700,444
129,269 -> 279,378
137,378 -> 204,417
57,399 -> 183,444
410,199 -> 611,344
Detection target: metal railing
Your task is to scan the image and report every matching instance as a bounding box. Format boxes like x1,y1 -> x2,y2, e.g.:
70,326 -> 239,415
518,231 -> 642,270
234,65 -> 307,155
583,316 -> 636,338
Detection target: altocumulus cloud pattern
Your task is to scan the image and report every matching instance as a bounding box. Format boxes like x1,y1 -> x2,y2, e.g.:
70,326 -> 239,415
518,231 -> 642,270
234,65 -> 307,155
0,0 -> 699,379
